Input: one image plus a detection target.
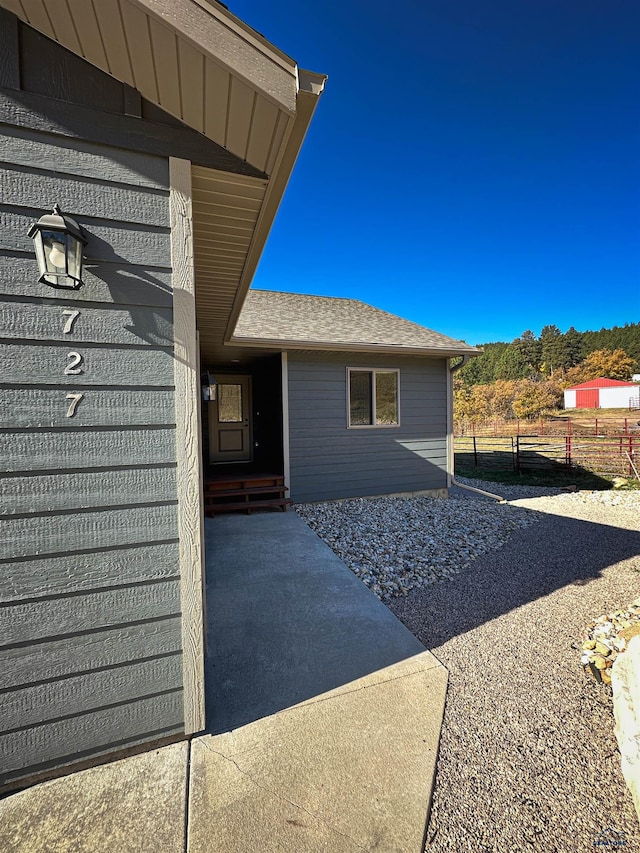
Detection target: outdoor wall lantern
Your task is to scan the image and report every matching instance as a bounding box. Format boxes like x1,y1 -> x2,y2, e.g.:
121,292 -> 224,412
28,204 -> 87,289
201,372 -> 217,401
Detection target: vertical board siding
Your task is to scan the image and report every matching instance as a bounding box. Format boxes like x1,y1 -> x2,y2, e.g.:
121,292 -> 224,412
287,353 -> 449,502
0,121 -> 186,789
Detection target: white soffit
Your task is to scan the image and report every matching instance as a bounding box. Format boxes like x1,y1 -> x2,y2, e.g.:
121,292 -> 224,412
192,166 -> 267,363
1,0 -> 302,174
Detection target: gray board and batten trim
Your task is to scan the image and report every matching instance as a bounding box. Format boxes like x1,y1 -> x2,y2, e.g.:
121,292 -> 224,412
287,352 -> 449,503
0,45 -> 207,787
0,9 -> 267,179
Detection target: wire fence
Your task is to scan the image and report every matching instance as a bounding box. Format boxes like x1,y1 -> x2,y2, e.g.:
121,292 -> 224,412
455,434 -> 640,478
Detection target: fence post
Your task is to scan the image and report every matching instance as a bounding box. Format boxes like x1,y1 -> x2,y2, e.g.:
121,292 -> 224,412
595,418 -> 598,436
625,418 -> 628,435
630,436 -> 634,477
515,435 -> 520,474
566,434 -> 572,469
473,436 -> 478,467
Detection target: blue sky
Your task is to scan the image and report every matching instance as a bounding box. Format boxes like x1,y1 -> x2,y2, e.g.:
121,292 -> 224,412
232,0 -> 639,346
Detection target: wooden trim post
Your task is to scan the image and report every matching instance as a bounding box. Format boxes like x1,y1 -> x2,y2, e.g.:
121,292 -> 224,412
281,351 -> 291,495
170,157 -> 205,735
446,359 -> 453,486
195,330 -> 207,649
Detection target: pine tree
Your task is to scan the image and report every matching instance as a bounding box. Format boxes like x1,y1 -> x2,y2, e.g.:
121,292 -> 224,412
513,330 -> 542,373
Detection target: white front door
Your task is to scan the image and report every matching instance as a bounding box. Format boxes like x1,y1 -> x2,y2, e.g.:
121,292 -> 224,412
209,375 -> 252,463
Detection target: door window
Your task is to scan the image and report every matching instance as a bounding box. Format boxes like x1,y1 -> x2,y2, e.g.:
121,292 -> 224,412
218,384 -> 243,422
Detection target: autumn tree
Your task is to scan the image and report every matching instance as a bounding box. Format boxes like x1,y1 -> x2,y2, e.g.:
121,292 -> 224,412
512,380 -> 562,419
453,381 -> 490,424
563,348 -> 635,385
486,380 -> 519,419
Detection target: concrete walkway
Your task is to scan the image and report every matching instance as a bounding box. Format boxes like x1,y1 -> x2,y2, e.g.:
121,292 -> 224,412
0,510 -> 447,853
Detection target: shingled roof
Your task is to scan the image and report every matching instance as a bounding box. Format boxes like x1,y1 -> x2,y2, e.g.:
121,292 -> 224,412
231,290 -> 479,357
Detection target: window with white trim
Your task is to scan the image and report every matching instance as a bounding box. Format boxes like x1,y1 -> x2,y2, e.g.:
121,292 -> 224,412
347,368 -> 400,427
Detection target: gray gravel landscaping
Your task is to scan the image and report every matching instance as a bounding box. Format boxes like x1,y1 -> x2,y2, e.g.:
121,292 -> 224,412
294,484 -> 544,599
296,482 -> 640,852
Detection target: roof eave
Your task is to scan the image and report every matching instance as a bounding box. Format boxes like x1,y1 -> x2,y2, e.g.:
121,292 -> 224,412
227,337 -> 480,358
222,76 -> 327,341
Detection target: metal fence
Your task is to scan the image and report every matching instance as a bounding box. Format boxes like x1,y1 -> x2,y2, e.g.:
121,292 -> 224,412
455,434 -> 640,478
455,415 -> 640,438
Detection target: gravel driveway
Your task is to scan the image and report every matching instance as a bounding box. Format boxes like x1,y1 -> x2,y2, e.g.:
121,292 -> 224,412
297,482 -> 640,852
390,485 -> 640,853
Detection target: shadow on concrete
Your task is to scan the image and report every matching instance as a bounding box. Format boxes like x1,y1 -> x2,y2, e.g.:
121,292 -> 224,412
203,511 -> 425,734
388,504 -> 640,648
203,496 -> 640,734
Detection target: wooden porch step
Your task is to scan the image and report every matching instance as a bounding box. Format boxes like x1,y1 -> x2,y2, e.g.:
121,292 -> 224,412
204,472 -> 291,517
204,484 -> 288,500
205,497 -> 291,517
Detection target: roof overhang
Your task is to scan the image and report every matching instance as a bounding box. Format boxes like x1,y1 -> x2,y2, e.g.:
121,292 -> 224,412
1,0 -> 326,364
227,337 -> 481,359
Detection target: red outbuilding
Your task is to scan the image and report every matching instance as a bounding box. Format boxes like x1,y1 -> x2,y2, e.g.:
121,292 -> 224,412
564,378 -> 640,409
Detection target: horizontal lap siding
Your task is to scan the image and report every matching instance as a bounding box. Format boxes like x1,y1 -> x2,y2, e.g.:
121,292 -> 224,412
287,353 -> 448,502
0,124 -> 184,788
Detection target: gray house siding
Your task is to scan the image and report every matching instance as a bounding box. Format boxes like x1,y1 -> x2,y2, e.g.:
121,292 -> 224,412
0,15 -> 209,790
0,124 -> 184,789
287,352 -> 448,502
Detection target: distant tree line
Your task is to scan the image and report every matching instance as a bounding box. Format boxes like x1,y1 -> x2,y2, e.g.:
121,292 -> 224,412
458,322 -> 640,386
454,322 -> 640,423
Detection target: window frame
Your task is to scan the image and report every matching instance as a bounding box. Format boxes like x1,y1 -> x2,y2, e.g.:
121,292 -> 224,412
346,367 -> 401,429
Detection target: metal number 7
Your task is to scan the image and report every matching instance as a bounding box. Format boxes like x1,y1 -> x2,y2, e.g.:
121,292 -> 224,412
65,393 -> 84,418
62,309 -> 81,334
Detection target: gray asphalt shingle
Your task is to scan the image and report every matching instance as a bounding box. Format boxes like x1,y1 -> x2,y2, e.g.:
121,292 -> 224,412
232,290 -> 478,354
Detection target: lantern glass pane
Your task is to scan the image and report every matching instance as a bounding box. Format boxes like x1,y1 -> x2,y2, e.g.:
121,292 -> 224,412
42,230 -> 68,274
67,236 -> 83,281
33,231 -> 47,277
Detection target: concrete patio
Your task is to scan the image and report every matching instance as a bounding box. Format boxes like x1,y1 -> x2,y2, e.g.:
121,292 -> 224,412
0,510 -> 448,853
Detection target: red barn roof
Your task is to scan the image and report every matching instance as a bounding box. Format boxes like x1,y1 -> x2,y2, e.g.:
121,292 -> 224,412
567,377 -> 637,390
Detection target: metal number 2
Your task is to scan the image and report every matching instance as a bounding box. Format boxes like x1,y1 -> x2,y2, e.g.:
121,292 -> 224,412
65,393 -> 84,418
62,309 -> 80,334
64,351 -> 83,375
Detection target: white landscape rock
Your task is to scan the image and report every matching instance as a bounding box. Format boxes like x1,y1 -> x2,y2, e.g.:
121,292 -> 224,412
612,635 -> 640,822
